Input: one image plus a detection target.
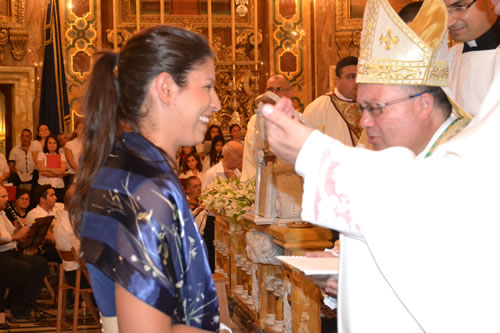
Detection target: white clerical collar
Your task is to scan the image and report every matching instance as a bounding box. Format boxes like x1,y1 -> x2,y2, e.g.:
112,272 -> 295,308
466,40 -> 478,48
334,88 -> 354,102
417,114 -> 456,159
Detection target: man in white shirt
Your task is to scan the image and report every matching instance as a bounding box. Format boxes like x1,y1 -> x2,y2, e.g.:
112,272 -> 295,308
25,185 -> 59,227
201,141 -> 243,271
25,185 -> 61,263
240,75 -> 292,182
8,129 -> 38,189
0,186 -> 48,319
202,141 -> 243,190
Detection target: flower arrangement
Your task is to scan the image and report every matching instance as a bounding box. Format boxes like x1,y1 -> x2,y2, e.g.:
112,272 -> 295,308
200,178 -> 256,222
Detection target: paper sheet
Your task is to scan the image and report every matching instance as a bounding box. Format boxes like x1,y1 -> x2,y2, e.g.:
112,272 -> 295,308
277,256 -> 339,275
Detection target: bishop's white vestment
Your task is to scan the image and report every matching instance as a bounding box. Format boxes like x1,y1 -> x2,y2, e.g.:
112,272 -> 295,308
295,75 -> 500,332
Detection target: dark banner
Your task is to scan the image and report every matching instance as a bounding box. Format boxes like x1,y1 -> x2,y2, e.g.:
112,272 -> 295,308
39,0 -> 70,135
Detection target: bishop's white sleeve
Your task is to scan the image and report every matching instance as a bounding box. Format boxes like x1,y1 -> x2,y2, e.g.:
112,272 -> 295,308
295,130 -> 364,240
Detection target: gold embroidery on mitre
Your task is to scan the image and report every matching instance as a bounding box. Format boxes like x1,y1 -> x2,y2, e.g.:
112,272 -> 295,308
357,0 -> 449,86
379,29 -> 399,50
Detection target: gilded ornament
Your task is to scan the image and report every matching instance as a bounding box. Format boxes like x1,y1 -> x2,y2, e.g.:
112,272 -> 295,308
9,29 -> 27,61
379,29 -> 399,50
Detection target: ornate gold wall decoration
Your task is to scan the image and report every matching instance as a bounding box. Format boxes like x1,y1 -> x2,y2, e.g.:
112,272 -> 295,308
269,0 -> 313,111
0,29 -> 8,62
116,0 -> 256,29
335,31 -> 353,59
336,0 -> 364,32
0,0 -> 25,28
63,0 -> 99,130
9,29 -> 27,60
215,64 -> 260,131
0,0 -> 28,63
105,28 -> 133,48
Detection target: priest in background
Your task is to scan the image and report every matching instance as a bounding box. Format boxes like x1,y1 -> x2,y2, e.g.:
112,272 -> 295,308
446,0 -> 499,116
303,56 -> 362,146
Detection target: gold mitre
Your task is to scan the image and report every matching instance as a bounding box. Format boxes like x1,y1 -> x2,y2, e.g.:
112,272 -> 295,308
357,0 -> 472,119
357,0 -> 449,86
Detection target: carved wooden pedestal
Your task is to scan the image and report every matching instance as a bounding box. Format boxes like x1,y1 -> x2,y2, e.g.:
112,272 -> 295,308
213,214 -> 333,332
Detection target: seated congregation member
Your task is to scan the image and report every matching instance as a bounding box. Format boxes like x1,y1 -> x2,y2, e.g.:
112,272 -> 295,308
202,135 -> 224,171
202,140 -> 243,190
36,134 -> 67,202
0,185 -> 48,319
25,185 -> 61,263
5,189 -> 31,221
185,176 -> 202,210
185,176 -> 207,236
64,117 -> 84,185
70,25 -> 230,332
179,152 -> 203,180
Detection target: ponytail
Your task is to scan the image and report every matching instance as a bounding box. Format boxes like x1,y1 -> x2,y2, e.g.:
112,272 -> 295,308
70,51 -> 120,235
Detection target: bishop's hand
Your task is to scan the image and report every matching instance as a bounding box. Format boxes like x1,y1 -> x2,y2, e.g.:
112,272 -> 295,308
262,98 -> 314,165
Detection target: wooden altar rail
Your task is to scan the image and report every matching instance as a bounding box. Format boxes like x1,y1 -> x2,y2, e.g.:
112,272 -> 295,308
213,214 -> 333,332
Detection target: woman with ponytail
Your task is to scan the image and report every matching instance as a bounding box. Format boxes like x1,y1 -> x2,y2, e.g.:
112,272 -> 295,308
69,26 -> 230,332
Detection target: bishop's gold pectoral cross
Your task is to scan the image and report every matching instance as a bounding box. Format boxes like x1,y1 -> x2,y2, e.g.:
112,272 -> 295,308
380,29 -> 399,50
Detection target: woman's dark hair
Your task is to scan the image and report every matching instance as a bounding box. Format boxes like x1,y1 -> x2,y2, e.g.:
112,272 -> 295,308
69,117 -> 85,140
35,123 -> 50,141
178,146 -> 197,168
15,188 -> 30,201
209,135 -> 225,167
203,124 -> 222,141
43,134 -> 61,154
181,152 -> 203,174
229,124 -> 241,138
70,25 -> 213,235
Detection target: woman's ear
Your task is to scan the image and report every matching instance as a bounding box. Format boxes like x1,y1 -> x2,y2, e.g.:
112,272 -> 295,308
155,72 -> 175,105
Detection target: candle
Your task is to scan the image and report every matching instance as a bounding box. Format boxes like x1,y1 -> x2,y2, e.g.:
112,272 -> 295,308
113,0 -> 117,51
160,0 -> 164,24
231,0 -> 236,63
208,0 -> 213,47
136,0 -> 140,33
253,0 -> 258,64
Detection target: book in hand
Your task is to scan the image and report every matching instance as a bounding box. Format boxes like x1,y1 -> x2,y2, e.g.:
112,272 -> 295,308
277,255 -> 339,276
46,154 -> 61,169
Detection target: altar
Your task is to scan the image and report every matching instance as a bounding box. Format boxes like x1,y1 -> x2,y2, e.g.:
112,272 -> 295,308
213,214 -> 333,332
